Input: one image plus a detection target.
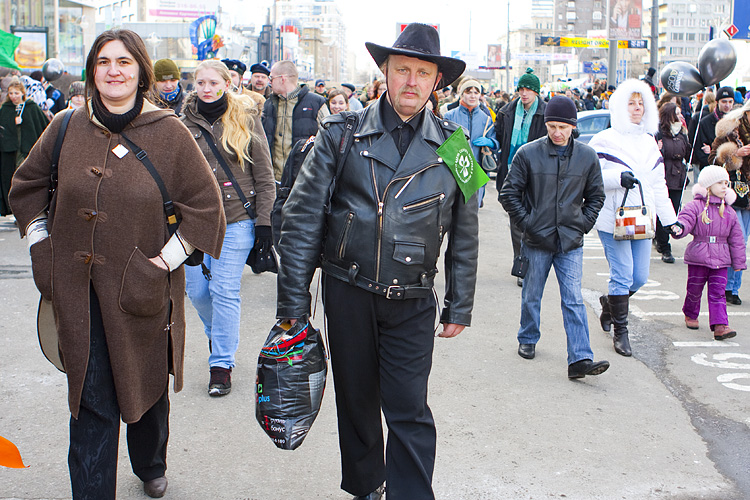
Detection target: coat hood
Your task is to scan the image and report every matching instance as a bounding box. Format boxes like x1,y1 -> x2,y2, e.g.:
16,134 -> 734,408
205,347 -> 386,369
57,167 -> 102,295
608,79 -> 658,135
716,141 -> 742,171
691,182 -> 737,205
714,104 -> 750,140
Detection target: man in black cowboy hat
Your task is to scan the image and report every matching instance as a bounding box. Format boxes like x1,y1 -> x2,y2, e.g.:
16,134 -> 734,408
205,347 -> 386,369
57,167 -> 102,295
276,23 -> 477,500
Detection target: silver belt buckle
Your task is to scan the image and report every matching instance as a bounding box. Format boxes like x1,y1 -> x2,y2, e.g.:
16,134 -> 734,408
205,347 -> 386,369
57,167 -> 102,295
709,236 -> 716,243
386,285 -> 403,299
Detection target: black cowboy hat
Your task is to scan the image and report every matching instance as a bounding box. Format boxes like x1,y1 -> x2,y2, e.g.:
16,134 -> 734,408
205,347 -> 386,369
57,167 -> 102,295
365,23 -> 466,87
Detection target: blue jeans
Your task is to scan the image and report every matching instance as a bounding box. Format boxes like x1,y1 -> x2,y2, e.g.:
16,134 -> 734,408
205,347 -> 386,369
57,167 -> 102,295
598,231 -> 652,295
517,243 -> 594,365
726,208 -> 750,294
185,219 -> 255,369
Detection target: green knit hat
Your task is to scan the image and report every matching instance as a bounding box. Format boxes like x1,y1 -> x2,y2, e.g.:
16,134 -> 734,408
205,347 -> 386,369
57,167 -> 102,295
517,68 -> 540,94
153,59 -> 180,81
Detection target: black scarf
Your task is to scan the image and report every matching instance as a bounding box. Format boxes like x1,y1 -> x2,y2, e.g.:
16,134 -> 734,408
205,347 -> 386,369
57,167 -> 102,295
92,91 -> 144,133
197,93 -> 228,124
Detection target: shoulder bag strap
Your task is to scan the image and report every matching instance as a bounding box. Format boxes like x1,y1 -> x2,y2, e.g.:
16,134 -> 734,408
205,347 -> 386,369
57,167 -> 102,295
195,124 -> 256,220
326,113 -> 358,213
48,109 -> 74,205
120,132 -> 179,235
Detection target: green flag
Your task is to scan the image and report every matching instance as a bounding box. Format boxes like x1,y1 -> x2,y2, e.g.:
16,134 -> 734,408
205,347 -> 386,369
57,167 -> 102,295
436,128 -> 489,203
0,30 -> 21,70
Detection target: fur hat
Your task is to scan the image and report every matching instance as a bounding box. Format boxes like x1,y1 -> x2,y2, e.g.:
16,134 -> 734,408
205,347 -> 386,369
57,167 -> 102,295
68,81 -> 85,97
544,95 -> 577,126
698,164 -> 730,189
714,98 -> 750,140
365,23 -> 466,87
153,59 -> 180,81
608,79 -> 659,134
517,68 -> 540,94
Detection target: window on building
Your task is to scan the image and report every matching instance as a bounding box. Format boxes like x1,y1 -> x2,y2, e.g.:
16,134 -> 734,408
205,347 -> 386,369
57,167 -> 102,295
567,1 -> 575,8
686,33 -> 695,41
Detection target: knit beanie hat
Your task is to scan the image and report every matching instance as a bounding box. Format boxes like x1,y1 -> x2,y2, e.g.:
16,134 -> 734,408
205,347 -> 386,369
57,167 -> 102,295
153,59 -> 180,81
698,165 -> 729,189
517,68 -> 540,94
458,79 -> 481,95
716,86 -> 734,101
68,81 -> 85,97
544,95 -> 577,126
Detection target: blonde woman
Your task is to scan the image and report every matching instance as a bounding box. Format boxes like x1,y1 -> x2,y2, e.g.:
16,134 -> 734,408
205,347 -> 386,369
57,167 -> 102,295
181,60 -> 275,396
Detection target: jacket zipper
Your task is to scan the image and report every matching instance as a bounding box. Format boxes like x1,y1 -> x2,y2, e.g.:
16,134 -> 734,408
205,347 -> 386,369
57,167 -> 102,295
371,156 -> 442,281
402,193 -> 445,212
337,212 -> 354,259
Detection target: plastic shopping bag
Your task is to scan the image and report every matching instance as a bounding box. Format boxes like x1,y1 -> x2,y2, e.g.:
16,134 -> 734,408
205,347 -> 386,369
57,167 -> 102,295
255,319 -> 327,450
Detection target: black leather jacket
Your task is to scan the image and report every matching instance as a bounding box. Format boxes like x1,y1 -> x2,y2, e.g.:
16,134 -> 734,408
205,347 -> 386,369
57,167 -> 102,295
499,136 -> 604,253
277,99 -> 479,325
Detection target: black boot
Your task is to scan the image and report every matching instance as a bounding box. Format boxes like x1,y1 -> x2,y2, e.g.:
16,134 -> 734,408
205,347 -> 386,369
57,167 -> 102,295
608,294 -> 632,357
599,295 -> 611,332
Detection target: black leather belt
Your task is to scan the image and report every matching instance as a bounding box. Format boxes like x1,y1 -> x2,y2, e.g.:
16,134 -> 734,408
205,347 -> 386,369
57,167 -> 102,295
322,261 -> 433,300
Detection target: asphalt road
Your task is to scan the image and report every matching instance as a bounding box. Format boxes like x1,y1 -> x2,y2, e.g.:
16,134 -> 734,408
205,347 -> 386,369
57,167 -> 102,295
0,183 -> 748,500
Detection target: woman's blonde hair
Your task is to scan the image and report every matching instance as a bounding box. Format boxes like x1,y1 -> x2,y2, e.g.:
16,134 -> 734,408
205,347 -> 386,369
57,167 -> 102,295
195,60 -> 260,168
701,186 -> 726,224
4,77 -> 26,103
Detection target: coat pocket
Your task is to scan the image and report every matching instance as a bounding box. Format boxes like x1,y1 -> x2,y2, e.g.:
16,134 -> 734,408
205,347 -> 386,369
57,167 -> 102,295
119,247 -> 170,317
30,238 -> 53,301
393,241 -> 425,266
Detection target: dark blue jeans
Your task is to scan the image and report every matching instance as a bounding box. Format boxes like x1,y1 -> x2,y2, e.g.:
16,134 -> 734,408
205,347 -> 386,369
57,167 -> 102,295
517,243 -> 595,365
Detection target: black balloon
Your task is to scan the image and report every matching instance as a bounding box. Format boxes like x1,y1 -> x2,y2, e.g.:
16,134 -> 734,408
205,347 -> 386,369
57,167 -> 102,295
660,62 -> 704,97
697,39 -> 737,87
42,58 -> 64,82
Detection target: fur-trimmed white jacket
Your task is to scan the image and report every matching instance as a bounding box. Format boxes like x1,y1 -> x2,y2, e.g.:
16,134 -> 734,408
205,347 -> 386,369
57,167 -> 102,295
589,79 -> 677,232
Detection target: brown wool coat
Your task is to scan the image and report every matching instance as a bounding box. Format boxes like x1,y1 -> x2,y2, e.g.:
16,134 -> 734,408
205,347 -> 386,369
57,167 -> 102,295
9,100 -> 226,423
181,92 -> 276,226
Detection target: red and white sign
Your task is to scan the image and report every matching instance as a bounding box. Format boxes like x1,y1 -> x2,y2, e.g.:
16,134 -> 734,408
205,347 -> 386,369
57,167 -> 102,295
725,24 -> 739,38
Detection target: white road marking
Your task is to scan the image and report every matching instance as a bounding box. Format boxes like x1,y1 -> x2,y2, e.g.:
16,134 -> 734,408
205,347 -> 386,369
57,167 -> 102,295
690,353 -> 750,370
716,373 -> 750,392
673,341 -> 740,347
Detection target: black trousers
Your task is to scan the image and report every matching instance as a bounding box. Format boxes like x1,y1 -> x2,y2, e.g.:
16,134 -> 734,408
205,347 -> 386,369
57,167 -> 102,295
655,188 -> 683,254
323,275 -> 437,500
68,287 -> 169,500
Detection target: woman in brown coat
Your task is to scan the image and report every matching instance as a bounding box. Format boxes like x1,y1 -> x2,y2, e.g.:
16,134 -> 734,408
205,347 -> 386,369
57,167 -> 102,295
9,29 -> 225,499
180,59 -> 275,397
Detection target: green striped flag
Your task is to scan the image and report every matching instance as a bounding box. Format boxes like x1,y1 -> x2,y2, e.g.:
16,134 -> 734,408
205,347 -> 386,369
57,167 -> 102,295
436,128 -> 489,203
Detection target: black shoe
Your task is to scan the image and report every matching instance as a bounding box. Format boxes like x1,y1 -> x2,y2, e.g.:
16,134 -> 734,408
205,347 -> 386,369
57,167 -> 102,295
143,477 -> 168,498
661,252 -> 675,264
516,277 -> 524,288
518,343 -> 535,359
726,291 -> 742,305
208,367 -> 231,397
568,359 -> 610,379
354,484 -> 385,500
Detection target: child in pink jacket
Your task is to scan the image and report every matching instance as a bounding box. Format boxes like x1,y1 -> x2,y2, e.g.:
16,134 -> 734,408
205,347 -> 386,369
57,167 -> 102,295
674,165 -> 747,339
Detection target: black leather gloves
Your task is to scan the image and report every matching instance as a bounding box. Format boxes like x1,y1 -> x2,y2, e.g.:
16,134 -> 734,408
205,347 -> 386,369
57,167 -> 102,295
620,171 -> 639,189
247,225 -> 278,274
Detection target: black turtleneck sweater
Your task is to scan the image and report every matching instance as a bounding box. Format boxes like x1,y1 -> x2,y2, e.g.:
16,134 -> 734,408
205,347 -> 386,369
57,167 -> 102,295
92,91 -> 144,133
197,94 -> 228,124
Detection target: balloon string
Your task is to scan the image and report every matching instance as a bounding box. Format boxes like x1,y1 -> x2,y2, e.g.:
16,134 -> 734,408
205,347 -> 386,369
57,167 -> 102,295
680,96 -> 706,211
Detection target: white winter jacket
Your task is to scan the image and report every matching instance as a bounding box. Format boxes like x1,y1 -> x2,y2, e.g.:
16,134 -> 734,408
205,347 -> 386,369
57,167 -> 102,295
589,79 -> 677,233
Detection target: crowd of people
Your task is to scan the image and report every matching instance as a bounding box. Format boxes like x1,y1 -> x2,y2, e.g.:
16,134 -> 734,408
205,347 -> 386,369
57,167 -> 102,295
1,24 -> 749,500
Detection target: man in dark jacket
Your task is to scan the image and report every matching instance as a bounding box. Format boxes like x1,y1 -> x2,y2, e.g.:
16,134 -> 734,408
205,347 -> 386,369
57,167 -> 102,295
152,59 -> 185,116
500,96 -> 609,379
494,68 -> 547,285
277,23 -> 477,500
263,60 -> 329,181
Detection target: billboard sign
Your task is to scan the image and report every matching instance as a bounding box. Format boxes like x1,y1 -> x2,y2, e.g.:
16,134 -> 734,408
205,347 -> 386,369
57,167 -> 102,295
11,27 -> 47,69
487,44 -> 503,68
150,0 -> 218,18
608,0 -> 642,40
